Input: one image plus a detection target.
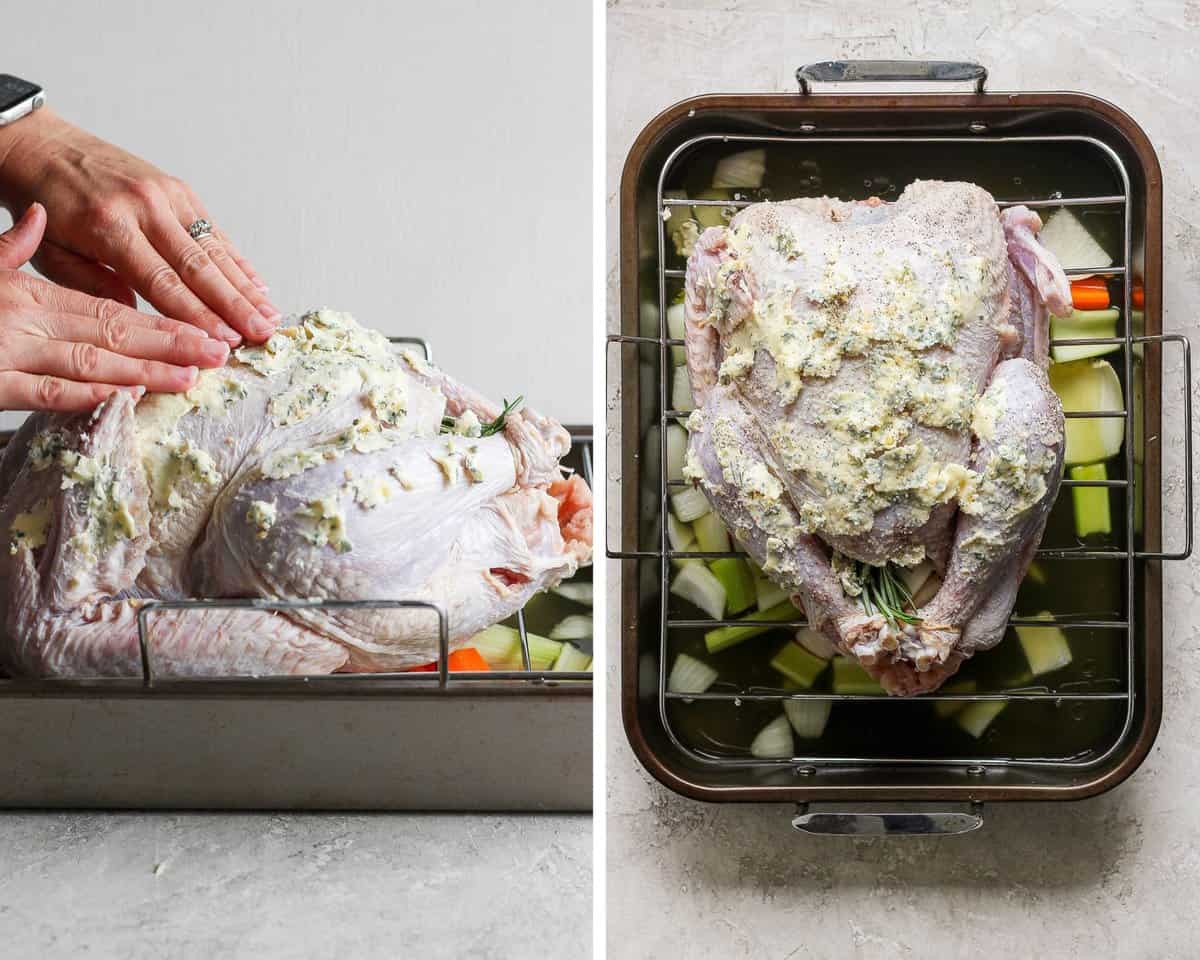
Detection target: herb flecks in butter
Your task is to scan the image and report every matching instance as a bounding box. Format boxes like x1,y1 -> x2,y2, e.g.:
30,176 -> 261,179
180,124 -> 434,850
260,418 -> 408,481
8,499 -> 52,554
232,309 -> 412,431
28,431 -> 69,471
295,494 -> 352,553
145,433 -> 221,511
246,500 -> 277,539
348,474 -> 393,509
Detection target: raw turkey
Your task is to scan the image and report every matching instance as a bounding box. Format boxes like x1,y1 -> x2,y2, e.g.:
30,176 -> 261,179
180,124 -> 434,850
682,180 -> 1070,695
0,309 -> 591,676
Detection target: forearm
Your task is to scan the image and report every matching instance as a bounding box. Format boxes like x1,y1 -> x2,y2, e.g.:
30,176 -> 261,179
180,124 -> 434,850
0,107 -> 74,212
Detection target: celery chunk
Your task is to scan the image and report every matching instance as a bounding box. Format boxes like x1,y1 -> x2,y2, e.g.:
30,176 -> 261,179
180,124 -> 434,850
709,558 -> 756,615
769,641 -> 829,688
1069,462 -> 1112,537
704,601 -> 800,654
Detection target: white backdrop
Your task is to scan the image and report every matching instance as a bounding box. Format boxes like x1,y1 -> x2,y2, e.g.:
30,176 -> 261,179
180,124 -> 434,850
1,0 -> 592,425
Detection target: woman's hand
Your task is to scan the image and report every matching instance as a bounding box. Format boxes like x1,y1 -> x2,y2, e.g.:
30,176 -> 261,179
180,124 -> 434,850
0,204 -> 229,412
0,107 -> 279,346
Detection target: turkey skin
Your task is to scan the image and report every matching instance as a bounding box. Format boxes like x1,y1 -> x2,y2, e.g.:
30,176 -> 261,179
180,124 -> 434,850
0,309 -> 591,677
682,180 -> 1070,695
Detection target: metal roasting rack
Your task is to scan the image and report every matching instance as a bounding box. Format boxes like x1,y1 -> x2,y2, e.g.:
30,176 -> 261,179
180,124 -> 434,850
0,336 -> 594,693
610,130 -> 1193,775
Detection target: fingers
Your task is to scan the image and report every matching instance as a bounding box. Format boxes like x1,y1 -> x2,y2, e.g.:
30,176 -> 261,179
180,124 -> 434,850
105,233 -> 243,344
0,203 -> 47,270
141,214 -> 280,344
38,310 -> 229,369
146,195 -> 279,344
214,226 -> 268,292
31,239 -> 137,307
4,331 -> 200,393
0,370 -> 143,413
186,191 -> 269,293
193,229 -> 280,338
17,273 -> 221,343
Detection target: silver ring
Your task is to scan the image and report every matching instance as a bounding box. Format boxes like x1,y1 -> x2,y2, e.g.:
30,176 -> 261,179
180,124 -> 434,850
187,218 -> 213,240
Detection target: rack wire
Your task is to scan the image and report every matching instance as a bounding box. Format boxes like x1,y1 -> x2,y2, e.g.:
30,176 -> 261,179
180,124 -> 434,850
610,133 -> 1192,770
0,336 -> 593,693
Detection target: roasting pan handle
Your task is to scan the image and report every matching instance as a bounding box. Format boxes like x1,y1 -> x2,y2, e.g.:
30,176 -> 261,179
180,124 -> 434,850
796,60 -> 987,95
1135,333 -> 1193,561
792,803 -> 984,837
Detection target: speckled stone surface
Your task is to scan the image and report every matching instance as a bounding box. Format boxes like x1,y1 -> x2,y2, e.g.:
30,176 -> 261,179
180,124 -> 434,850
606,1 -> 1200,957
0,813 -> 590,959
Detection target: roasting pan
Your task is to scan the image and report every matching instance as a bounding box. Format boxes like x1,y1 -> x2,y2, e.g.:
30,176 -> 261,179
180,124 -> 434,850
611,61 -> 1192,834
0,338 -> 592,811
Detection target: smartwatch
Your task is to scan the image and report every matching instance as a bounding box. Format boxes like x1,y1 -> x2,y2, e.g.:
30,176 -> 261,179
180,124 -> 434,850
0,74 -> 46,127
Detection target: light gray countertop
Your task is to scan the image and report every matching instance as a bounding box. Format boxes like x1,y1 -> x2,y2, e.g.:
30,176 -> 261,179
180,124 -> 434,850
606,1 -> 1200,957
0,812 -> 590,959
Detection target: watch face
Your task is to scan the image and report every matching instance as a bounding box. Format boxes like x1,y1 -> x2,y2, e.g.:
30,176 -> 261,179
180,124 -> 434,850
0,74 -> 42,112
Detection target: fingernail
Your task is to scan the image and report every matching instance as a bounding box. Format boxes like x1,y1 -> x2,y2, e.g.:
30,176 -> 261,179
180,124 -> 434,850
125,385 -> 146,399
252,277 -> 269,292
177,365 -> 199,386
219,323 -> 242,345
201,339 -> 230,363
257,302 -> 281,322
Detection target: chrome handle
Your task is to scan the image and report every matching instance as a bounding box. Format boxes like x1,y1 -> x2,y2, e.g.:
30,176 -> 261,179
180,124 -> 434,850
792,803 -> 984,836
796,60 -> 987,95
1135,334 -> 1192,560
388,335 -> 433,363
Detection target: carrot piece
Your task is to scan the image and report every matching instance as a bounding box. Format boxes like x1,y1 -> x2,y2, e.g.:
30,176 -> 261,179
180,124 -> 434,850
1132,285 -> 1145,309
448,648 -> 490,672
405,647 -> 491,673
1070,280 -> 1110,310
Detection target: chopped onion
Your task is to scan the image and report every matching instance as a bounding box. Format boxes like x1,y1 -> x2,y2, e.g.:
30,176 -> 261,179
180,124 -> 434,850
712,149 -> 766,189
665,423 -> 688,482
551,582 -> 593,606
1039,208 -> 1113,271
549,614 -> 592,642
749,714 -> 794,759
783,698 -> 832,739
667,652 -> 718,695
670,563 -> 726,620
795,627 -> 837,661
672,367 -> 695,412
666,302 -> 688,366
666,512 -> 695,552
1048,358 -> 1124,465
670,485 -> 711,523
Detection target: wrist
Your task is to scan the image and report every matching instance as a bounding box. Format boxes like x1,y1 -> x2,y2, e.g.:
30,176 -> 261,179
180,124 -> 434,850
0,106 -> 70,211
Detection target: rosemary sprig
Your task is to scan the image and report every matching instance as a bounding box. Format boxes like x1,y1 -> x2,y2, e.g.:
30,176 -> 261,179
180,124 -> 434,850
856,561 -> 922,628
480,396 -> 523,437
439,395 -> 524,436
